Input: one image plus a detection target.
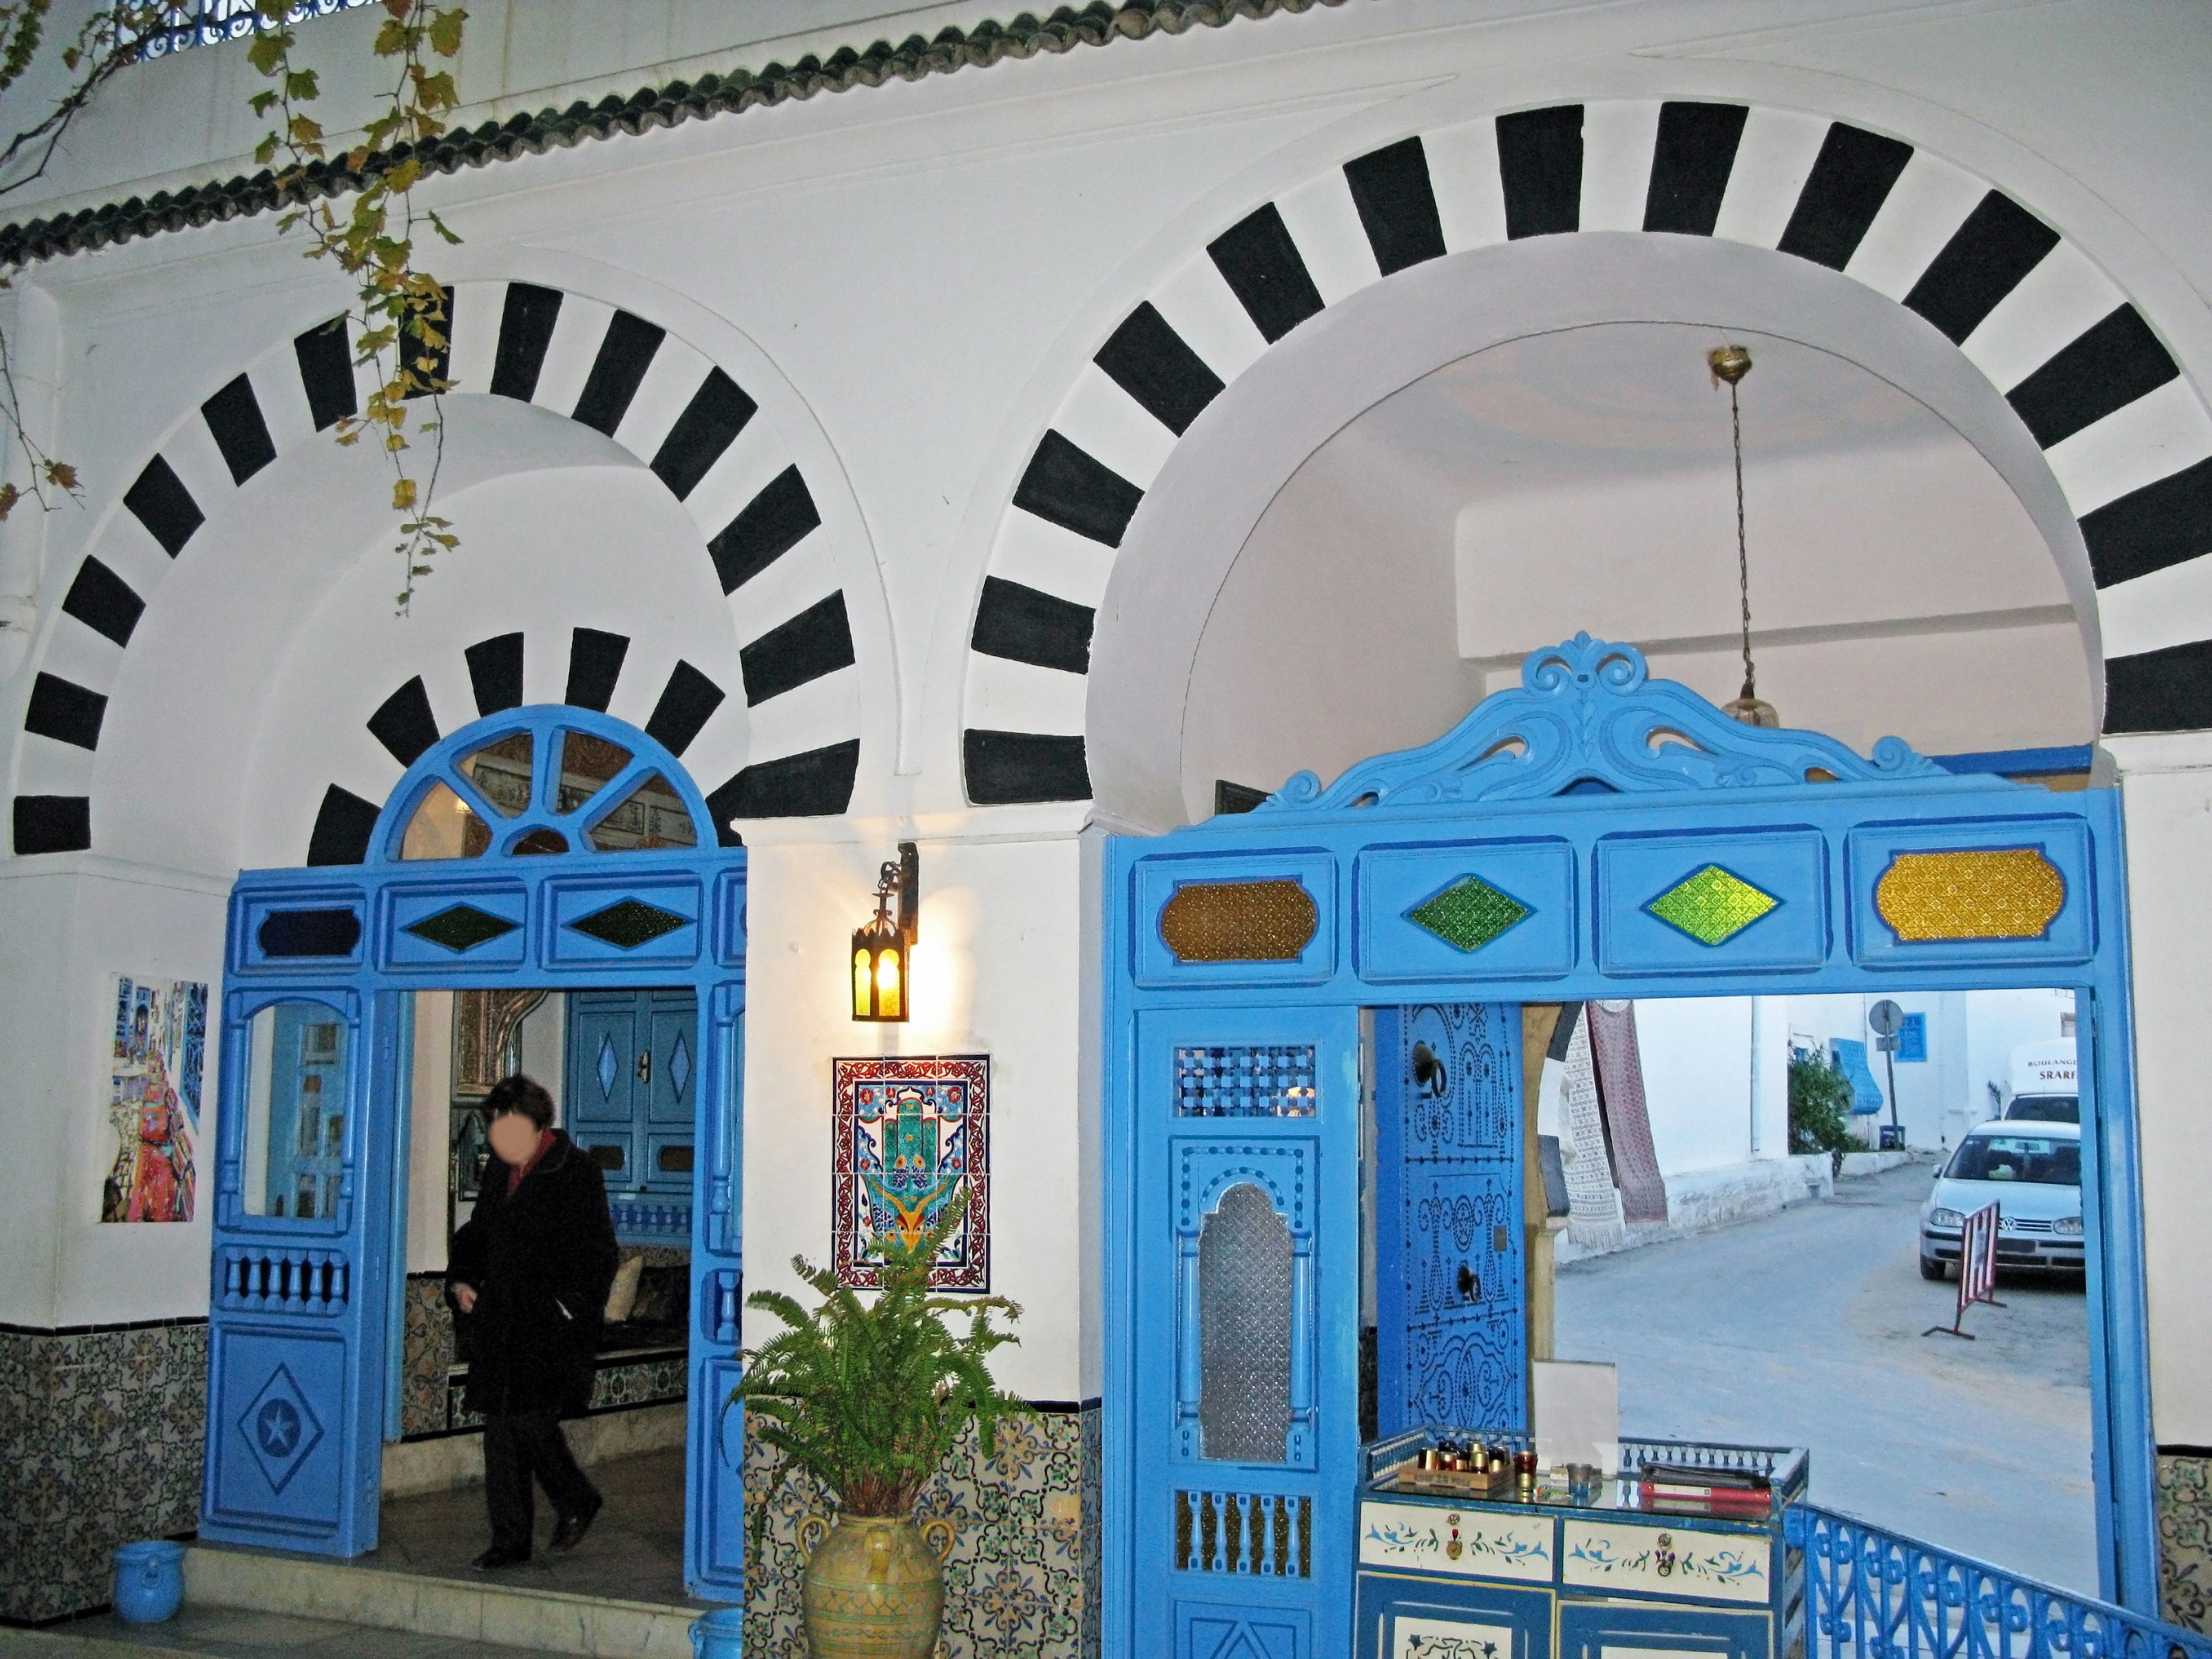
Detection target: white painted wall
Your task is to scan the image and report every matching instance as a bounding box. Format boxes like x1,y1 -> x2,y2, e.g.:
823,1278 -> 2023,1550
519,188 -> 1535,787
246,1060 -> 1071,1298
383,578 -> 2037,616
741,835 -> 1088,1403
516,993 -> 565,1114
1627,998 -> 1790,1179
1181,423 -> 1484,819
406,990 -> 453,1275
2108,733 -> 2212,1444
0,862 -> 228,1325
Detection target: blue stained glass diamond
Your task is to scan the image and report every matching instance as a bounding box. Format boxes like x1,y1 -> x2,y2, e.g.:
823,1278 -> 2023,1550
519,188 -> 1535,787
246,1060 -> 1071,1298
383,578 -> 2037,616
238,1362 -> 324,1495
668,1031 -> 692,1098
596,1034 -> 619,1101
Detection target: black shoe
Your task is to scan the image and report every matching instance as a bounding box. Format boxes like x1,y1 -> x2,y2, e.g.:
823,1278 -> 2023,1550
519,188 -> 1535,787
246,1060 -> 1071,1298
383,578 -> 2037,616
472,1545 -> 531,1570
551,1492 -> 604,1552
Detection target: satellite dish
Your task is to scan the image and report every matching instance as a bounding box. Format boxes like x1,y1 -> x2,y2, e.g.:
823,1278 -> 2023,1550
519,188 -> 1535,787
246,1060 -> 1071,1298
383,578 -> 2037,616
1868,999 -> 1906,1037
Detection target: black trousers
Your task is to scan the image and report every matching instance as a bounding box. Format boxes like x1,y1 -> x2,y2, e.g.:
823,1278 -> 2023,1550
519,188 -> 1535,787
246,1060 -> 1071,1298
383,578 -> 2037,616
482,1409 -> 599,1554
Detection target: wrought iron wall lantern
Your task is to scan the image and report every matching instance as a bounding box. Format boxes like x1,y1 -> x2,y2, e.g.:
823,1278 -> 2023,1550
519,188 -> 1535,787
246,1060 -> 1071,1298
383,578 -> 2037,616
852,842 -> 919,1022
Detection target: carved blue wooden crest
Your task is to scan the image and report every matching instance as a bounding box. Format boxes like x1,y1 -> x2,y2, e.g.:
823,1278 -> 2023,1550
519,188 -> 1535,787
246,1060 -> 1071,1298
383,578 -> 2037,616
1250,633 -> 1957,817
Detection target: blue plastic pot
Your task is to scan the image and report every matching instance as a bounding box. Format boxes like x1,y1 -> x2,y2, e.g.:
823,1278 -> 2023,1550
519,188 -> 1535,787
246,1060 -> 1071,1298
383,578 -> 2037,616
690,1605 -> 744,1658
112,1540 -> 186,1624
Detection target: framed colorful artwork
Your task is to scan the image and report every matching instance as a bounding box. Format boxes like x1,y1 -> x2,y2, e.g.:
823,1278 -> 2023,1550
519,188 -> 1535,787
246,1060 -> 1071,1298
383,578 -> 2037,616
101,975 -> 207,1224
831,1054 -> 990,1290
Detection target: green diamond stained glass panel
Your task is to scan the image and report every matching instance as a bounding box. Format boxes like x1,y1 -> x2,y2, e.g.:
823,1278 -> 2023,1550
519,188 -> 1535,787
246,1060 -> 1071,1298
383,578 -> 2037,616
402,904 -> 520,953
1406,876 -> 1532,953
1645,865 -> 1779,946
566,897 -> 690,949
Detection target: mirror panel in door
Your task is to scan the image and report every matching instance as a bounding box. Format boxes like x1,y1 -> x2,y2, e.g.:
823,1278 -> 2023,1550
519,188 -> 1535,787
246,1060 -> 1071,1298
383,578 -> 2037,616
241,1001 -> 350,1222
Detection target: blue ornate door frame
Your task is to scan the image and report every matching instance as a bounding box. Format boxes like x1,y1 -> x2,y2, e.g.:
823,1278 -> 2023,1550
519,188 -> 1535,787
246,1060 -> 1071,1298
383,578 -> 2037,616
1103,635 -> 2153,1659
201,704 -> 752,1600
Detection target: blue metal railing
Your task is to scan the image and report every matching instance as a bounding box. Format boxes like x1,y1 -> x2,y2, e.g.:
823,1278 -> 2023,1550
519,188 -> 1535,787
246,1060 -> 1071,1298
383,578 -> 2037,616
137,1 -> 373,60
1787,1505 -> 2209,1659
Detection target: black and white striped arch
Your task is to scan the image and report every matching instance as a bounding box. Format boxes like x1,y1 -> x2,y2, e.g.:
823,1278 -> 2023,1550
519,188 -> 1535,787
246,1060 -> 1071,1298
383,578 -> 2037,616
13,282 -> 863,857
304,631 -> 772,865
964,100 -> 2212,805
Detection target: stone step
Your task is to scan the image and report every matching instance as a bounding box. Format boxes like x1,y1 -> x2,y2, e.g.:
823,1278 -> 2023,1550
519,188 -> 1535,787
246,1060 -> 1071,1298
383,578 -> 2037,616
183,1542 -> 700,1658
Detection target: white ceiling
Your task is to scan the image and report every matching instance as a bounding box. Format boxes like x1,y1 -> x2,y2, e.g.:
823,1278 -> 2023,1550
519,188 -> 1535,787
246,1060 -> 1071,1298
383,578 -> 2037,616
1178,322 -> 2096,819
1344,322 -> 1968,502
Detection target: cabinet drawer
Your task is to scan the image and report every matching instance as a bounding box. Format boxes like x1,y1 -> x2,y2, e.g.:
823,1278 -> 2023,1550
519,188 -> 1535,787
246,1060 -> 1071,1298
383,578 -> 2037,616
1559,1599 -> 1770,1659
1355,1573 -> 1553,1659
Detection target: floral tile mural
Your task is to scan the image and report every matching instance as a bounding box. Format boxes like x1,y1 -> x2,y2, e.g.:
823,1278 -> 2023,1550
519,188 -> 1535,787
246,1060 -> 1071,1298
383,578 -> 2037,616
832,1055 -> 990,1291
742,1403 -> 1099,1657
2160,1451 -> 2212,1633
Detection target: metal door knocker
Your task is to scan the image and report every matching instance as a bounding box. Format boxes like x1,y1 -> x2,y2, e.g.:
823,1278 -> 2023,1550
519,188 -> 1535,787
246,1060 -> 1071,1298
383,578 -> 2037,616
1458,1262 -> 1479,1301
1411,1041 -> 1448,1098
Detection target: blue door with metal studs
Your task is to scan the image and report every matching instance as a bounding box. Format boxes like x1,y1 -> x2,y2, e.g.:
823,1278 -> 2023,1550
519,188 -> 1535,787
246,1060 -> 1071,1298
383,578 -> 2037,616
203,704 -> 752,1599
1373,1003 -> 1526,1440
1103,634 -> 2158,1657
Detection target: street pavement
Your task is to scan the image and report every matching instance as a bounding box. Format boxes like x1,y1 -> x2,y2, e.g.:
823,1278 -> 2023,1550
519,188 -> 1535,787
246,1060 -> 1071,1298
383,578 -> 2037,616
1554,1157 -> 2096,1593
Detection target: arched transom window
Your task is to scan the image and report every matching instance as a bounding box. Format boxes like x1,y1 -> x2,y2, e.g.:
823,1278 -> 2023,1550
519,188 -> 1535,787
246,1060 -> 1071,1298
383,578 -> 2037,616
381,707 -> 714,864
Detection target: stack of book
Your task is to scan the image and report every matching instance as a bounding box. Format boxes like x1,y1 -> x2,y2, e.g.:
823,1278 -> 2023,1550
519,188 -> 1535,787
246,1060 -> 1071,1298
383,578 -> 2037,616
1637,1463 -> 1772,1518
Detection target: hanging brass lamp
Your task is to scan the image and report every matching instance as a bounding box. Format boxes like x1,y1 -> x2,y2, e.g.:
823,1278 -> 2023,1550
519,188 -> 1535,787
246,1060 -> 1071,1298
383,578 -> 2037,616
1709,344 -> 1779,728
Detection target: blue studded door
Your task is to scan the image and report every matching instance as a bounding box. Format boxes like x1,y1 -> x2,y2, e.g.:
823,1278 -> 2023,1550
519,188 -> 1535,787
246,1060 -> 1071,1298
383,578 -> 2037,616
1373,1004 -> 1527,1439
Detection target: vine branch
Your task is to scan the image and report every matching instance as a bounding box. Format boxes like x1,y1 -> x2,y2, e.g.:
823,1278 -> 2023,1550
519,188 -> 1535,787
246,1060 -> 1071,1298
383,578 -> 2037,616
250,0 -> 467,612
0,3 -> 165,521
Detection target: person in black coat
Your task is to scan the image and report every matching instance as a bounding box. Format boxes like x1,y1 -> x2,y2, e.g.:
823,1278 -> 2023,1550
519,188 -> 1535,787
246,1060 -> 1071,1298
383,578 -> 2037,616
447,1074 -> 619,1569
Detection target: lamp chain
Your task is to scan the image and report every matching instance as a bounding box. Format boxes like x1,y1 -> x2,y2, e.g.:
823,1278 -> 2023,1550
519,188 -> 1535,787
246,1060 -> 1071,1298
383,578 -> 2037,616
1731,373 -> 1754,703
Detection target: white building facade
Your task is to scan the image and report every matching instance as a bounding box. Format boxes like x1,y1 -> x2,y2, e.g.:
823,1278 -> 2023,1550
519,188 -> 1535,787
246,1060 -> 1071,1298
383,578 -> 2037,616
2,1 -> 2211,1645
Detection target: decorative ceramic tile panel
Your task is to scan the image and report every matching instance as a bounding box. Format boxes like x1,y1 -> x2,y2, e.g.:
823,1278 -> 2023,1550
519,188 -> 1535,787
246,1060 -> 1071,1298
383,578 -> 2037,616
2161,1452 -> 2212,1633
0,1322 -> 207,1623
832,1054 -> 990,1291
1357,1499 -> 1554,1582
1560,1518 -> 1768,1603
743,1408 -> 1096,1658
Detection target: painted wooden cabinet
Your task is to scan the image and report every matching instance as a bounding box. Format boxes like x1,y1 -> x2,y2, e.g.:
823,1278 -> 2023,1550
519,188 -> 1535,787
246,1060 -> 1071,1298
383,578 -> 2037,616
1353,1434 -> 1806,1659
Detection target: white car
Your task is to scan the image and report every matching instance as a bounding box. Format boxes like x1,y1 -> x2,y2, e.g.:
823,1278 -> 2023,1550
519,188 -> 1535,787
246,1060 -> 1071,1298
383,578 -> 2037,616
1918,1120 -> 2084,1279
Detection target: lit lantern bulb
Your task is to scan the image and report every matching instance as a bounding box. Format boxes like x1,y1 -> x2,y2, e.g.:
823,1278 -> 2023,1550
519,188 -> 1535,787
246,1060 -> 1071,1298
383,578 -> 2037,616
874,946 -> 902,1019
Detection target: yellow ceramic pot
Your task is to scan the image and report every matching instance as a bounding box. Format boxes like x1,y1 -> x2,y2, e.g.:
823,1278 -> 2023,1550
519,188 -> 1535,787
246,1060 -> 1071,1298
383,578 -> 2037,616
797,1512 -> 956,1659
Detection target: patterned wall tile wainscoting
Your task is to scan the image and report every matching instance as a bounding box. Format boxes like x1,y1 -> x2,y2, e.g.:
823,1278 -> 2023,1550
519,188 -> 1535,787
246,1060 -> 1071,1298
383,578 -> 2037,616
743,1402 -> 1103,1658
2160,1449 -> 2212,1631
399,1249 -> 692,1440
0,1319 -> 206,1624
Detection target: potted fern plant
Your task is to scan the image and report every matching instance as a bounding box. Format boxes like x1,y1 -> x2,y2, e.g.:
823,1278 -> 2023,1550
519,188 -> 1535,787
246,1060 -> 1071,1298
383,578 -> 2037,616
727,1194 -> 1025,1659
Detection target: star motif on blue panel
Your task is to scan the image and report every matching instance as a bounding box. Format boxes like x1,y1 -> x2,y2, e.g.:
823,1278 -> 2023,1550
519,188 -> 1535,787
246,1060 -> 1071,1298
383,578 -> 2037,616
237,1363 -> 324,1495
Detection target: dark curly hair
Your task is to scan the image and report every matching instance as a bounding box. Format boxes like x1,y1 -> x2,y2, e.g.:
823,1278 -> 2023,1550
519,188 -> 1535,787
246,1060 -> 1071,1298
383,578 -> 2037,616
483,1073 -> 555,1131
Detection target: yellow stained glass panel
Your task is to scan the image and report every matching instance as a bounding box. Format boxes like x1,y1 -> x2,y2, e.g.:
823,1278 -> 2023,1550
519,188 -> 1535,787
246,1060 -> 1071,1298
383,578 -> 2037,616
1875,849 -> 2065,941
1160,880 -> 1318,964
